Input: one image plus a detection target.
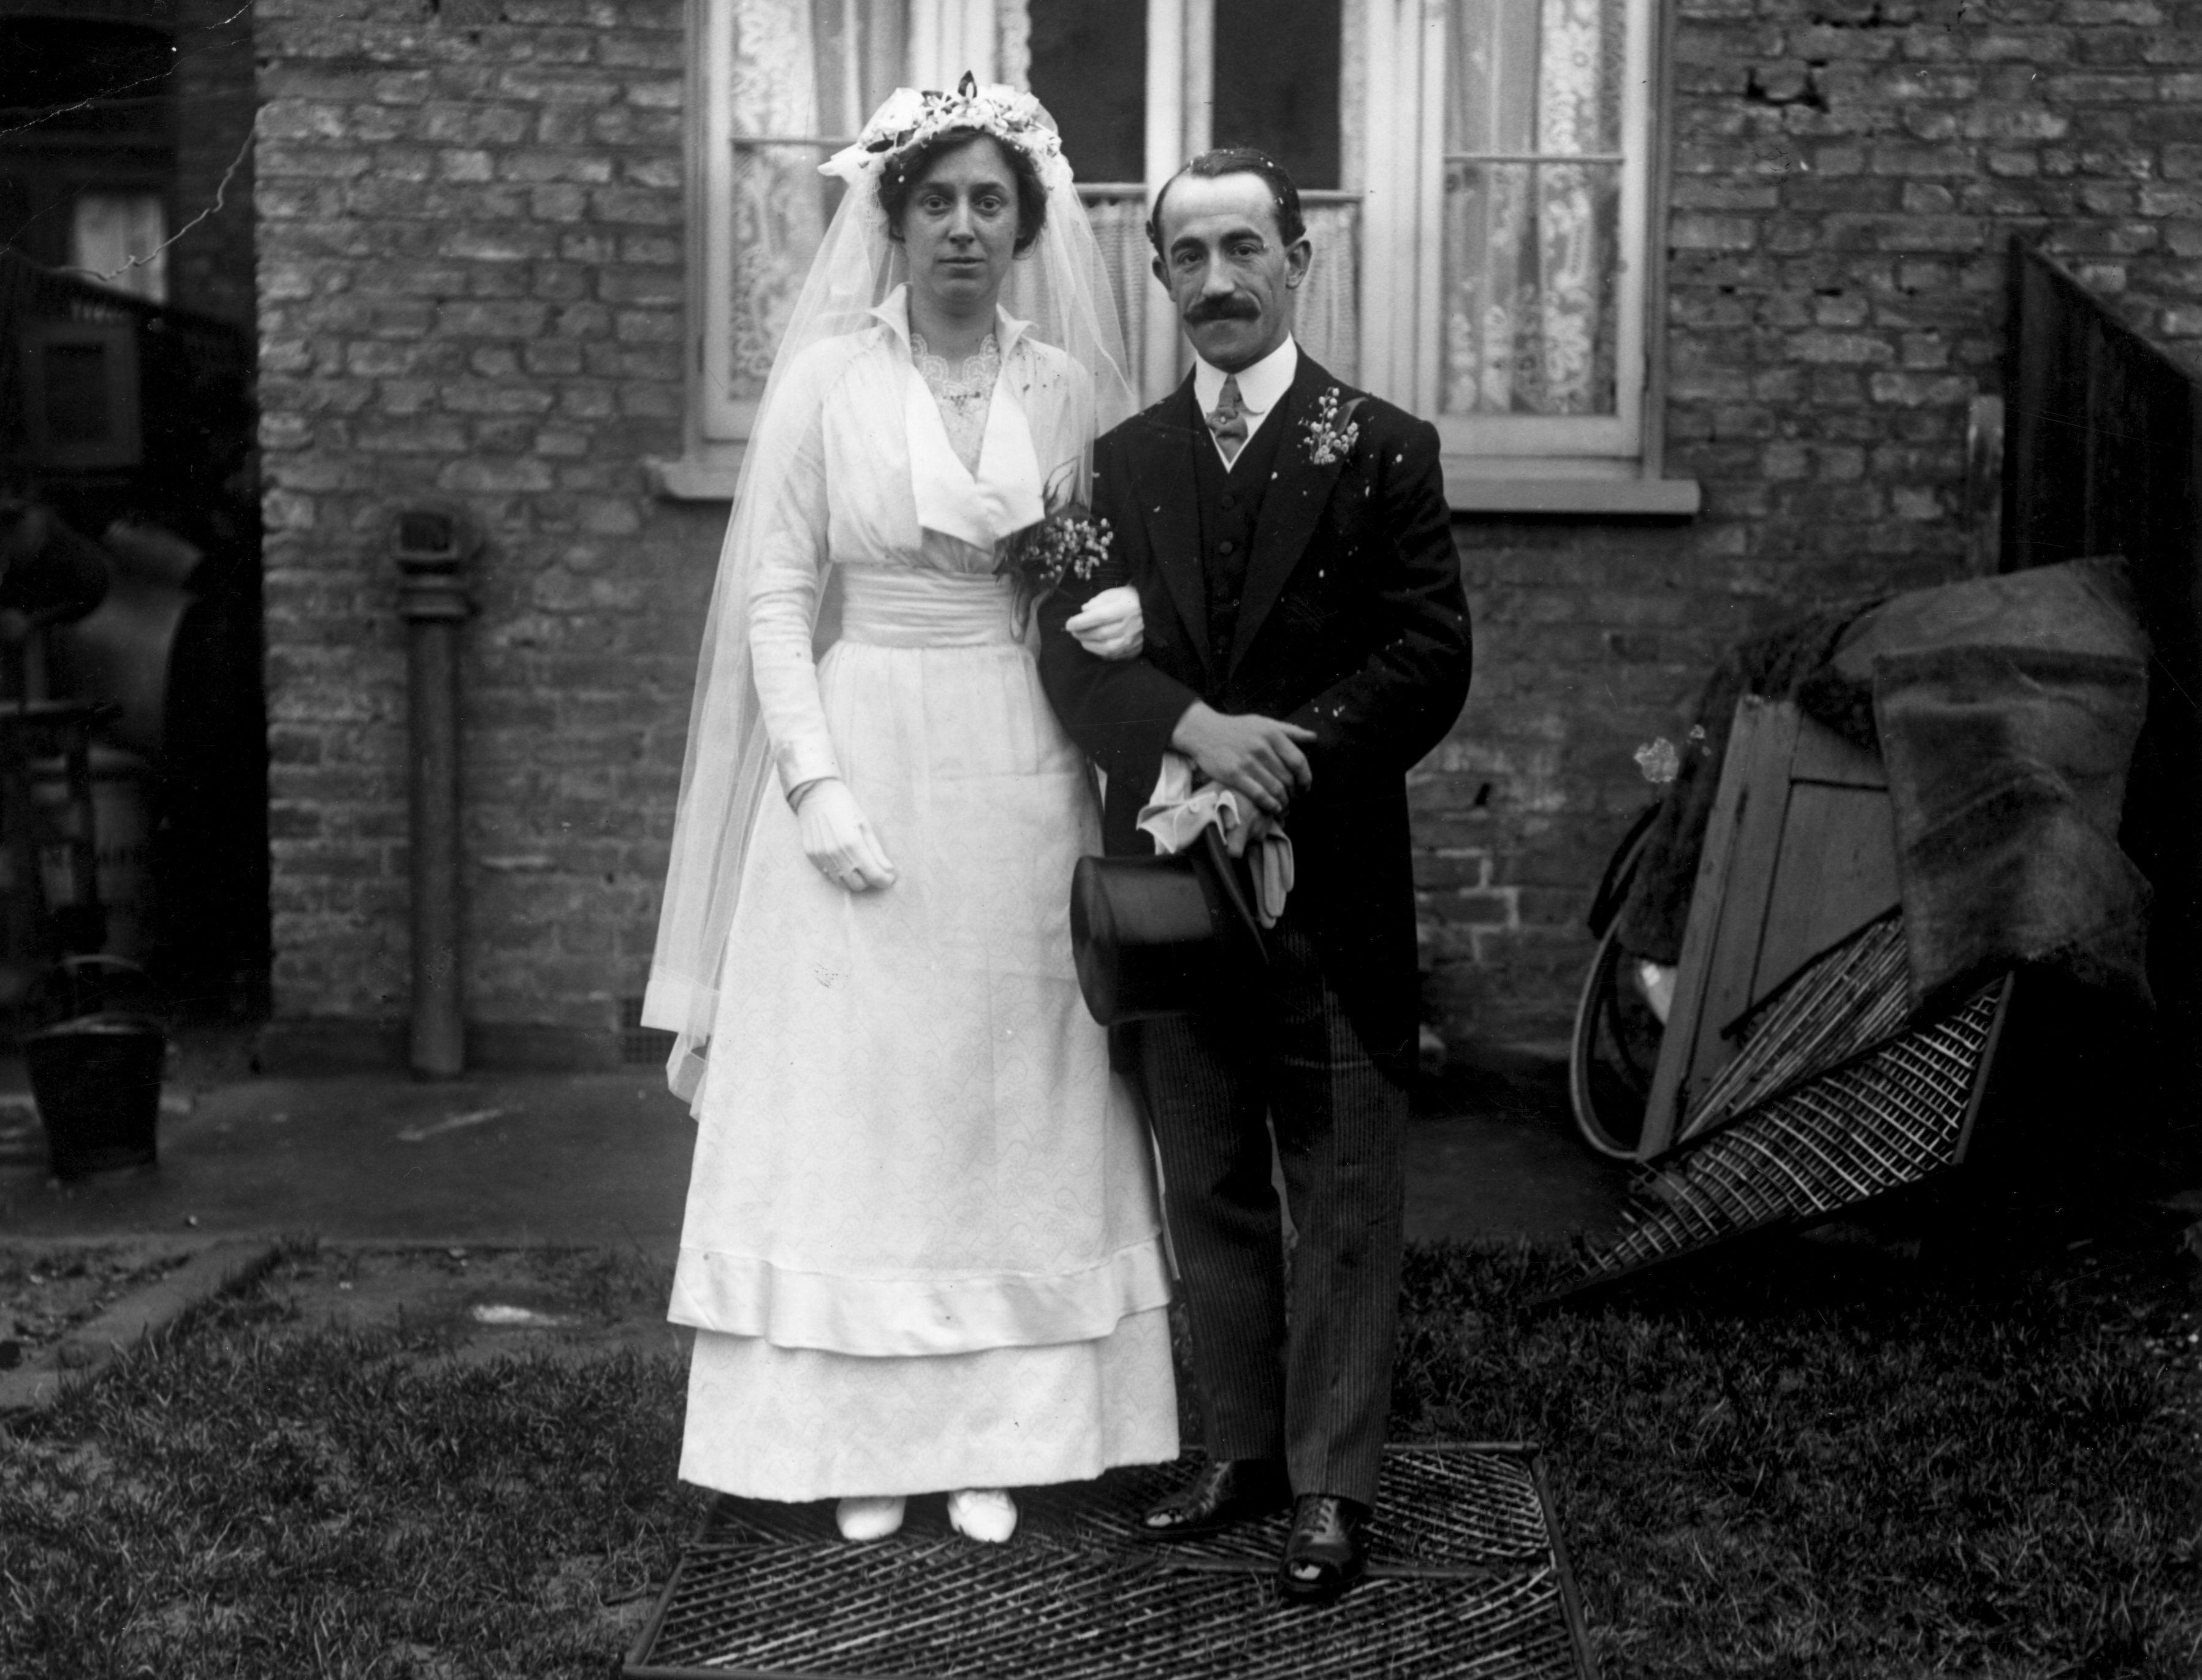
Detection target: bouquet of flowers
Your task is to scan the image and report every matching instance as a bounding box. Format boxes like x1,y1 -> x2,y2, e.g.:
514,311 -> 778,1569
998,462 -> 1127,607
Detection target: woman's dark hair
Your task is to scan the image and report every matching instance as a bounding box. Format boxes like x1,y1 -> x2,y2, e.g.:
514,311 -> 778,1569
879,127 -> 1049,255
1146,147 -> 1305,259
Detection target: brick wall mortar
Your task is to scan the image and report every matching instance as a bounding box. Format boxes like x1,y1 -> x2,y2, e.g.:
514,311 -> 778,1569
260,0 -> 2202,1057
1423,0 -> 2202,1052
256,0 -> 706,1032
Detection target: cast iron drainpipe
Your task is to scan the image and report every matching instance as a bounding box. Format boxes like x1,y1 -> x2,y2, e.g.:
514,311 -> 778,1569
392,509 -> 476,1077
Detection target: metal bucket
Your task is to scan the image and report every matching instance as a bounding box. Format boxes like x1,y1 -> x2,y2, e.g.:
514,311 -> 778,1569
28,1014 -> 164,1179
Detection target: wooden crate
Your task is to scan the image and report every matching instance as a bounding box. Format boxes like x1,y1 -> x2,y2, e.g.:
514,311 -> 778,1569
1638,698 -> 1901,1160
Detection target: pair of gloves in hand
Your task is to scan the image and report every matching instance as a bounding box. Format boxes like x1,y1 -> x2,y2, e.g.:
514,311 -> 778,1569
796,585 -> 1143,892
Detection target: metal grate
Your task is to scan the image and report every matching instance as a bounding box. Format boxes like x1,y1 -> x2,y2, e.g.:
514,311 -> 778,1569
1558,976 -> 2011,1300
1678,911 -> 1913,1143
628,1446 -> 1594,1680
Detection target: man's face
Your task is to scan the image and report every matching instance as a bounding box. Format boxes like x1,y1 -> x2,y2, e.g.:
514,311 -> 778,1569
1151,172 -> 1310,373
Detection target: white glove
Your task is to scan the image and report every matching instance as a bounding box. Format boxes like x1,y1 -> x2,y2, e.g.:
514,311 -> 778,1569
1065,585 -> 1144,660
794,778 -> 897,892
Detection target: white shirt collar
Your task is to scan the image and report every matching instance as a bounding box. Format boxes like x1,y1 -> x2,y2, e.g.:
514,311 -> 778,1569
1193,335 -> 1298,420
869,283 -> 1031,360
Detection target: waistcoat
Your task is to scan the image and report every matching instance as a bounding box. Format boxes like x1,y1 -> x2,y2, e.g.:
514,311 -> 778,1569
1192,392 -> 1291,673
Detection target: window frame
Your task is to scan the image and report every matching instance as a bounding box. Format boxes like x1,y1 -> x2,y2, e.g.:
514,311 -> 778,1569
658,0 -> 1696,514
657,0 -> 996,495
1357,0 -> 1689,508
692,0 -> 761,448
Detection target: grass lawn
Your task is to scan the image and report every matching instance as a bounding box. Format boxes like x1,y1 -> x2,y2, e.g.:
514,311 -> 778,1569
3,1217 -> 2197,1679
1396,1226 -> 2202,1679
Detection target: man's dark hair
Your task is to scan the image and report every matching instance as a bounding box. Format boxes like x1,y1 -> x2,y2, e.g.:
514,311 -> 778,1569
878,128 -> 1050,256
1146,148 -> 1306,262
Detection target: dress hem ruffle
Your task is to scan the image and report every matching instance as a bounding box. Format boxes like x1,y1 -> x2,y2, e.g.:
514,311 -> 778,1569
668,1237 -> 1176,1356
676,1307 -> 1183,1500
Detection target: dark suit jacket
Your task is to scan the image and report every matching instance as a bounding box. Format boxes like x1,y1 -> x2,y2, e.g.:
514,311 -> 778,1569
1037,351 -> 1472,1078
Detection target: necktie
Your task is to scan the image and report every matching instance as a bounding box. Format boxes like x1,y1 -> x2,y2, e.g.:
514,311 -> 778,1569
1206,374 -> 1248,467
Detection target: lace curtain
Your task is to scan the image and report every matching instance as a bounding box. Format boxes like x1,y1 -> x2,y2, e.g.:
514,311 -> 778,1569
1297,199 -> 1359,387
1080,190 -> 1358,405
1441,0 -> 1624,417
726,0 -> 907,403
725,0 -> 1360,411
1079,189 -> 1154,387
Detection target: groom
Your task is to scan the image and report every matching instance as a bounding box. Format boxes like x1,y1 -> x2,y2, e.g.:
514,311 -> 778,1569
1038,148 -> 1471,1602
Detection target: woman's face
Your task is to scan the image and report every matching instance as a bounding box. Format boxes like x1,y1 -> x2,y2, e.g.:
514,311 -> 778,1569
899,137 -> 1020,316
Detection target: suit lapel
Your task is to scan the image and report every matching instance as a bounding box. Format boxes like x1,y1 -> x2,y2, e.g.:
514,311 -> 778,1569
1127,376 -> 1212,681
1228,353 -> 1349,678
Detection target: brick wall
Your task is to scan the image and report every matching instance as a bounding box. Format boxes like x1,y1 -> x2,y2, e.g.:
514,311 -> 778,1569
255,0 -> 714,1063
256,0 -> 2202,1065
1422,0 -> 2202,1054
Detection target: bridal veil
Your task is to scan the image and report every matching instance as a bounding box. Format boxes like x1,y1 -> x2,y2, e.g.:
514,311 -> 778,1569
644,82 -> 1140,1099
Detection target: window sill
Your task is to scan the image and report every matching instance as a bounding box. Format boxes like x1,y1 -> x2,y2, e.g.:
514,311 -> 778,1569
653,449 -> 1702,520
647,447 -> 745,500
1441,464 -> 1701,518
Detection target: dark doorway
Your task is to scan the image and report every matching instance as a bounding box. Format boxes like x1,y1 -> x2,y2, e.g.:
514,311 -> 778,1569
0,6 -> 269,1026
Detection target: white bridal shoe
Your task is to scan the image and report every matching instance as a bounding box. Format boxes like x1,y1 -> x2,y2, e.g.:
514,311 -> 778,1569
947,1488 -> 1018,1543
834,1496 -> 906,1541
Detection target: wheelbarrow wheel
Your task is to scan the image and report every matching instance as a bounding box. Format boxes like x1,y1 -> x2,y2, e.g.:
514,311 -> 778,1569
1568,919 -> 1665,1158
1569,805 -> 1666,1160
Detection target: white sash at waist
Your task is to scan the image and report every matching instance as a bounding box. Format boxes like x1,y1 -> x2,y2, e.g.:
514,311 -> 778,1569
836,565 -> 1022,648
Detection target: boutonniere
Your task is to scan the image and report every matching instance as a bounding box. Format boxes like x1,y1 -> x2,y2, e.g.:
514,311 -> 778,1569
999,505 -> 1119,598
1302,387 -> 1365,466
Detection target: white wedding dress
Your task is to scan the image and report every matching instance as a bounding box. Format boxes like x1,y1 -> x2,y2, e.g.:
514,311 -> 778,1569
672,287 -> 1179,1500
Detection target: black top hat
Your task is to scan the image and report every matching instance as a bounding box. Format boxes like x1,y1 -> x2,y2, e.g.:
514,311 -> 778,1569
1070,823 -> 1268,1025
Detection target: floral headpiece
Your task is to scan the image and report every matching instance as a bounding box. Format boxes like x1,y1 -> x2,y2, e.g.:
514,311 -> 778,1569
821,73 -> 1067,189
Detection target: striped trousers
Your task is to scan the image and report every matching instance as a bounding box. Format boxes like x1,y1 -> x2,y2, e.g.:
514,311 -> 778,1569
1133,907 -> 1409,1508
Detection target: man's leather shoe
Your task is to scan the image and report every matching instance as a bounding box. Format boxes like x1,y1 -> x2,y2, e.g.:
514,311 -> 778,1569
1278,1494 -> 1370,1603
1140,1457 -> 1290,1540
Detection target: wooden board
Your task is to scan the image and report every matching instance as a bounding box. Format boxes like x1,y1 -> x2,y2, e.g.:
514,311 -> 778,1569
1637,699 -> 1901,1159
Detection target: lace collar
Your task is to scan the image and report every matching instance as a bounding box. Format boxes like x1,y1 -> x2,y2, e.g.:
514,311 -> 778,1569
869,284 -> 1032,364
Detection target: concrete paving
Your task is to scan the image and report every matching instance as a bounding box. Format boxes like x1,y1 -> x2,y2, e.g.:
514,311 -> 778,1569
0,1238 -> 276,1410
0,1057 -> 1632,1254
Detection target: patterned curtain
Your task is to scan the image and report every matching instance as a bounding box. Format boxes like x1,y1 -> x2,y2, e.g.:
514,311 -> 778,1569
1079,188 -> 1154,387
1441,0 -> 1622,417
1298,198 -> 1359,387
996,0 -> 1032,89
726,0 -> 906,402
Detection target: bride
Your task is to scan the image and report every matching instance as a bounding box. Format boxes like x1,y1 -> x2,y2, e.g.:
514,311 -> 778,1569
642,80 -> 1178,1544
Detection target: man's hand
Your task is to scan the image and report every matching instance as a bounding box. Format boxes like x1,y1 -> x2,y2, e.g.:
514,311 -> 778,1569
1170,701 -> 1316,816
1065,585 -> 1144,660
794,778 -> 898,892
